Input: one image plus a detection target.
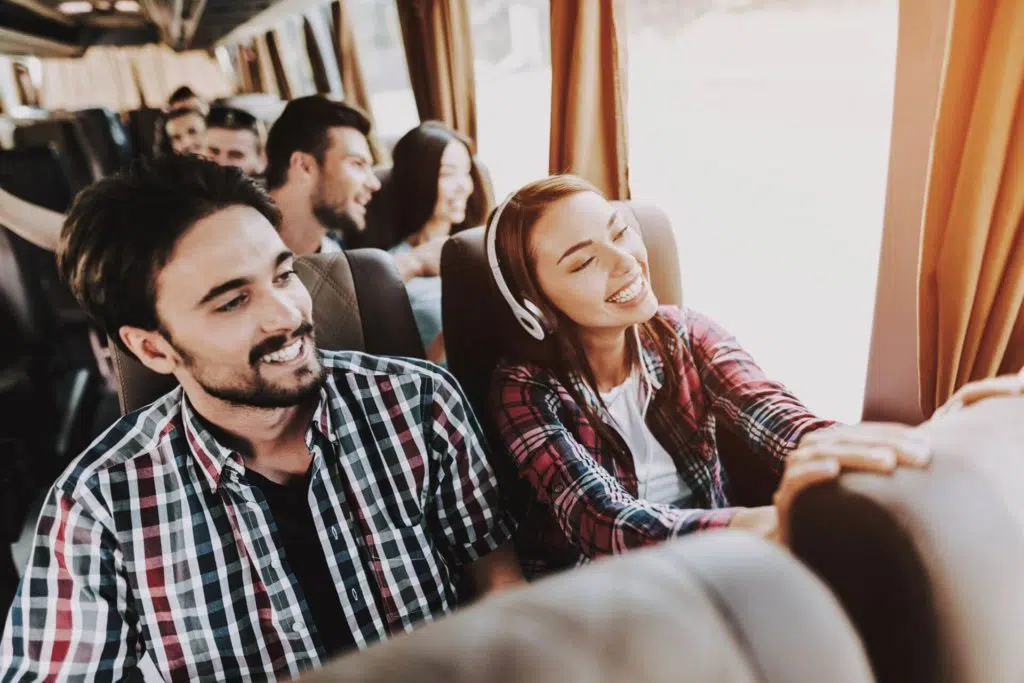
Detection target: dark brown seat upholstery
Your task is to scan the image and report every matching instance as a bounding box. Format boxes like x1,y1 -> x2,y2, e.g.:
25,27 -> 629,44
298,530 -> 875,683
440,201 -> 779,506
111,249 -> 425,414
787,395 -> 1024,683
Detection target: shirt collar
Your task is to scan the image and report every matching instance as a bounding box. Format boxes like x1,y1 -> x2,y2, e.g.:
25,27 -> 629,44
182,382 -> 336,493
567,326 -> 666,417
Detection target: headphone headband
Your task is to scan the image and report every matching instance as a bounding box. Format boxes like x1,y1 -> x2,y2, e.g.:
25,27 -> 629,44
485,192 -> 547,341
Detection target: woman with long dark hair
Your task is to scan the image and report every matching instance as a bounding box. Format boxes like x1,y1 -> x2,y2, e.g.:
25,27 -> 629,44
486,175 -> 931,579
388,121 -> 487,364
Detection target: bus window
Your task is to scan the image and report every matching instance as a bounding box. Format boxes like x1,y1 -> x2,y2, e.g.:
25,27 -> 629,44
469,0 -> 552,198
345,0 -> 419,146
626,0 -> 899,422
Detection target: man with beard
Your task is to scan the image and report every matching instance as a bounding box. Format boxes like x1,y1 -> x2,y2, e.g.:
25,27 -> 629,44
0,156 -> 521,681
265,96 -> 445,282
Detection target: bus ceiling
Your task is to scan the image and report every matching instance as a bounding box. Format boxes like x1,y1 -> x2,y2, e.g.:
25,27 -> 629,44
0,0 -> 278,56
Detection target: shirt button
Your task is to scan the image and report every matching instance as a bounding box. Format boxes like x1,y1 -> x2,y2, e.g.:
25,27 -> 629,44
350,587 -> 360,603
291,621 -> 307,635
553,483 -> 565,494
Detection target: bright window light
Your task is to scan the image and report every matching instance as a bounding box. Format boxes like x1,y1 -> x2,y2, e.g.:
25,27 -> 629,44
57,1 -> 93,14
114,0 -> 141,11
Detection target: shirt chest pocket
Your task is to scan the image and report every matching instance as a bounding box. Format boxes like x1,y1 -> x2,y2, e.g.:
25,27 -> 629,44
363,525 -> 447,630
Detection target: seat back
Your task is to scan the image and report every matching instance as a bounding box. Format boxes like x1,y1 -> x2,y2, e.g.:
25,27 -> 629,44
0,145 -> 75,212
125,108 -> 163,161
297,530 -> 875,683
14,118 -> 101,195
351,160 -> 496,251
111,249 -> 425,414
788,396 -> 1024,683
75,108 -> 132,176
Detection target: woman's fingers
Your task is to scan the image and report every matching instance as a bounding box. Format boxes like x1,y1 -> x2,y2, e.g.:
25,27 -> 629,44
796,425 -> 930,467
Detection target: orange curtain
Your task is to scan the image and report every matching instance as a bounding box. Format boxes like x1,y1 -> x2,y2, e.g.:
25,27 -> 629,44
548,0 -> 629,199
264,31 -> 293,101
329,0 -> 387,163
396,0 -> 477,143
918,0 -> 1024,414
303,18 -> 332,95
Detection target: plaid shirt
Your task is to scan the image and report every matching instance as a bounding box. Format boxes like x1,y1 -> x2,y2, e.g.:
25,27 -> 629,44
490,306 -> 835,579
2,351 -> 514,682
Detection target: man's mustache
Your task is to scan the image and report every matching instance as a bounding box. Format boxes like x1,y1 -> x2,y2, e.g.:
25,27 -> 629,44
249,321 -> 314,366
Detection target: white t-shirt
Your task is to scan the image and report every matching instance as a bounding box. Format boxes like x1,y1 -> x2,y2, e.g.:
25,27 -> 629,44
319,233 -> 342,254
600,371 -> 694,506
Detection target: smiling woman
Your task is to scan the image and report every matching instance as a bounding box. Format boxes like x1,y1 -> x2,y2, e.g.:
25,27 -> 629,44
485,174 -> 841,579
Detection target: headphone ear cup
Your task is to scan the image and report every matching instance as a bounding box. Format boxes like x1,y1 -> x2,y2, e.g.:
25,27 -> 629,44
522,298 -> 555,334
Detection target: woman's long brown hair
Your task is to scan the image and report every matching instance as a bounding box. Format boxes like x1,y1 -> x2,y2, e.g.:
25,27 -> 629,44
489,175 -> 682,464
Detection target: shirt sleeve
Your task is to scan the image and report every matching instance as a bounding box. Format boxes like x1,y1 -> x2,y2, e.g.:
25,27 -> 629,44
1,486 -> 142,683
429,367 -> 517,566
491,366 -> 739,559
682,308 -> 838,472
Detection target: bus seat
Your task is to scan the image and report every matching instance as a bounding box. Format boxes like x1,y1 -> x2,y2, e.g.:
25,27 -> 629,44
110,248 -> 425,415
125,108 -> 163,161
351,159 -> 496,251
13,118 -> 101,196
297,530 -> 875,683
0,146 -> 75,212
787,395 -> 1024,683
75,108 -> 132,176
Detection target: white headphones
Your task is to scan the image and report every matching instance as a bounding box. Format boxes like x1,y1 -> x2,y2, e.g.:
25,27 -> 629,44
485,191 -> 548,341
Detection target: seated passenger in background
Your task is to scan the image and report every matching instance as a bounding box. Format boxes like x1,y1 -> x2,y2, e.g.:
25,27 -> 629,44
167,84 -> 208,116
0,156 -> 520,681
205,105 -> 268,181
265,96 -> 380,255
387,121 -> 481,364
264,96 -> 450,283
485,175 -> 929,579
159,106 -> 206,156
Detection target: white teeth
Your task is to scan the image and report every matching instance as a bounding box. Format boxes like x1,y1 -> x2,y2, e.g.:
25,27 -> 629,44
262,339 -> 302,364
607,276 -> 645,304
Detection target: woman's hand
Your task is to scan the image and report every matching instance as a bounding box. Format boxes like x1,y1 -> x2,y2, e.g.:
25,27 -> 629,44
771,423 -> 932,545
928,369 -> 1024,423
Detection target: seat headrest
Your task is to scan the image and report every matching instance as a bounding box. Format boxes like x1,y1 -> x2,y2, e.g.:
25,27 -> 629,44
441,200 -> 682,420
297,531 -> 874,683
110,249 -> 424,415
789,396 -> 1024,683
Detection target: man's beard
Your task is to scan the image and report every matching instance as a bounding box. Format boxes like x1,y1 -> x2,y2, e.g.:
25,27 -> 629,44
169,322 -> 326,409
312,187 -> 362,236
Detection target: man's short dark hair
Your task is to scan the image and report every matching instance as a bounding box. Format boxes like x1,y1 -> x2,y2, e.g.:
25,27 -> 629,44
57,155 -> 281,353
264,96 -> 372,191
168,85 -> 198,105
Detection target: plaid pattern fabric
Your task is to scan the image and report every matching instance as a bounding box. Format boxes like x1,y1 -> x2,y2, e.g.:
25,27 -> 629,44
490,305 -> 835,579
1,351 -> 513,682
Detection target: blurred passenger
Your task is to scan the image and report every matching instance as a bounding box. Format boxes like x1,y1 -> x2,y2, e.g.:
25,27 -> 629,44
387,121 -> 484,364
264,96 -> 443,283
205,106 -> 267,180
160,106 -> 206,156
167,84 -> 208,116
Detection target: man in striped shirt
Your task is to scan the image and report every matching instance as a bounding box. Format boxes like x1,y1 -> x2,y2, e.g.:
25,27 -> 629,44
1,155 -> 520,682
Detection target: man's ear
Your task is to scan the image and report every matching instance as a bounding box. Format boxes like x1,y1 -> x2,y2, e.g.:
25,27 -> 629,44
118,326 -> 180,375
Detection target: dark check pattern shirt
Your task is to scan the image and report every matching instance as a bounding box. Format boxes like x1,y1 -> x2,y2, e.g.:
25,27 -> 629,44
2,351 -> 514,682
490,306 -> 835,579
